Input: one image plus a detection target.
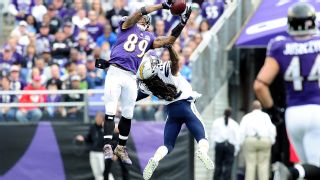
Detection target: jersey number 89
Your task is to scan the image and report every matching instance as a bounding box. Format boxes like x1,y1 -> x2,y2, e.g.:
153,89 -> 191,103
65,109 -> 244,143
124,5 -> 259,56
284,55 -> 320,91
123,34 -> 148,58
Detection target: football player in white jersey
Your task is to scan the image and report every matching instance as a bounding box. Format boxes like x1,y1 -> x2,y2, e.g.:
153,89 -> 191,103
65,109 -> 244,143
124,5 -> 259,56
136,46 -> 214,180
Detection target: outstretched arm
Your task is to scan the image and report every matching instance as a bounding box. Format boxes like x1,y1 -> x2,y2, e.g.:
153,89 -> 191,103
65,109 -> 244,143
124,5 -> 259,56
122,1 -> 172,30
152,6 -> 192,48
167,46 -> 180,76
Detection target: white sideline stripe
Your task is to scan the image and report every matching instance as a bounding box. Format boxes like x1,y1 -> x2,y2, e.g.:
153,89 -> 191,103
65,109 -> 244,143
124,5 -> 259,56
119,135 -> 128,140
104,135 -> 112,139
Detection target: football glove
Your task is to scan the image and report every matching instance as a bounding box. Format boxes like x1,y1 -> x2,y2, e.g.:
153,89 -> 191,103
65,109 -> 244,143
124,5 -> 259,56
180,6 -> 192,25
263,106 -> 285,125
162,0 -> 173,9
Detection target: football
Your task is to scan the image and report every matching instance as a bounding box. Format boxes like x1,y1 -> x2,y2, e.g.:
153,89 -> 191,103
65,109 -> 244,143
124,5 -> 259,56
170,0 -> 186,15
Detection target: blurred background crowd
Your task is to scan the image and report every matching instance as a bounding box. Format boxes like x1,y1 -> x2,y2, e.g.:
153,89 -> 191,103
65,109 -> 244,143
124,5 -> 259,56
0,0 -> 229,122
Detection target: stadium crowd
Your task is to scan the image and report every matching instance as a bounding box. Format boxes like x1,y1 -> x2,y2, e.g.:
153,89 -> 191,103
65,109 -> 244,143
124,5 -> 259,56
0,0 -> 227,122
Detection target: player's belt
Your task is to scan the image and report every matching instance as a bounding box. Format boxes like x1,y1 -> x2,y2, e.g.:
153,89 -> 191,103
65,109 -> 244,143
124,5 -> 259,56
110,63 -> 129,72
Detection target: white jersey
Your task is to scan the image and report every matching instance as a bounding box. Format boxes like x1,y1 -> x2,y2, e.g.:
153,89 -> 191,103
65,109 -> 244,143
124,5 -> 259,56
138,61 -> 201,104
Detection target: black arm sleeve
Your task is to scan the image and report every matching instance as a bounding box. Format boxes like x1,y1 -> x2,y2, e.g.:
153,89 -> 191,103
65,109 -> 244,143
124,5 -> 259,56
136,90 -> 149,101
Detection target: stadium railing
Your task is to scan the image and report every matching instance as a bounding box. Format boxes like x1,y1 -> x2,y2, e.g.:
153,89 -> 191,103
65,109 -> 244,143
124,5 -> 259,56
190,1 -> 259,180
0,89 -> 166,123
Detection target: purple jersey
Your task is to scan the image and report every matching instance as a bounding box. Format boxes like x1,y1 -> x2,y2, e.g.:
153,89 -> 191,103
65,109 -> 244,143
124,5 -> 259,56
85,23 -> 104,41
109,19 -> 155,73
267,35 -> 320,107
201,0 -> 224,26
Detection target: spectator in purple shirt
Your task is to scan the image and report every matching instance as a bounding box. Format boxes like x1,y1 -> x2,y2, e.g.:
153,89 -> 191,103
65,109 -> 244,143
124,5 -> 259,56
0,46 -> 18,73
46,80 -> 65,118
0,76 -> 17,122
85,10 -> 104,41
36,23 -> 55,55
96,23 -> 117,47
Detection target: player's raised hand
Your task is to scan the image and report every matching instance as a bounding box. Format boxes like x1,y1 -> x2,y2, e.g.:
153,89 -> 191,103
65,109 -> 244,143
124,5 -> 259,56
180,6 -> 192,25
162,0 -> 173,9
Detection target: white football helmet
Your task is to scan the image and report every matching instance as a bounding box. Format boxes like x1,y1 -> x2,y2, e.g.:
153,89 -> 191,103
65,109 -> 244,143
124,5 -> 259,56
137,55 -> 160,80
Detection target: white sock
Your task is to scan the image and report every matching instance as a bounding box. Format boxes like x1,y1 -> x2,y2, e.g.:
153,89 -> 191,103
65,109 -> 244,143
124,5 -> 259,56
198,139 -> 209,153
153,146 -> 168,162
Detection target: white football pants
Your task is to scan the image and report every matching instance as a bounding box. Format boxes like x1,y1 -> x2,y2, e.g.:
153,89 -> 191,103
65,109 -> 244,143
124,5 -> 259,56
285,104 -> 320,166
104,65 -> 137,119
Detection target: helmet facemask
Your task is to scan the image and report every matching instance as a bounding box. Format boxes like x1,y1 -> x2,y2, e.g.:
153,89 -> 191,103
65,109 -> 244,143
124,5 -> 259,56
137,15 -> 151,31
287,2 -> 318,36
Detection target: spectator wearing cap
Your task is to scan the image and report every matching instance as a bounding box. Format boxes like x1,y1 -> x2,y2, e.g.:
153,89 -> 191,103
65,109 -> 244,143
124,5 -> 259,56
47,5 -> 62,34
10,21 -> 31,46
86,55 -> 105,86
47,64 -> 63,90
96,23 -> 117,47
105,0 -> 129,32
0,76 -> 17,122
85,10 -> 104,41
35,22 -> 54,55
51,30 -> 71,66
72,9 -> 90,29
0,46 -> 19,73
9,65 -> 26,91
77,64 -> 95,89
63,21 -> 75,44
63,74 -> 84,119
16,75 -> 46,122
32,0 -> 47,23
9,0 -> 35,23
46,79 -> 65,118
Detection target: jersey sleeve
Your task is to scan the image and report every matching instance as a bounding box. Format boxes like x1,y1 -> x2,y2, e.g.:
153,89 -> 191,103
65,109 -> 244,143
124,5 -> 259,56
266,36 -> 286,59
118,16 -> 136,32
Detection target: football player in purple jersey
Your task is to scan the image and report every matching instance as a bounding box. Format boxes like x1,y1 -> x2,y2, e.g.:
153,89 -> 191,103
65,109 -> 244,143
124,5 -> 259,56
254,2 -> 320,180
101,1 -> 192,165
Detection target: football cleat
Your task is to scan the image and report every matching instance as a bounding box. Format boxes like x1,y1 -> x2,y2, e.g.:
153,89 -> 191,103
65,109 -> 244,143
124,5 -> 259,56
114,145 -> 132,165
103,144 -> 113,160
195,149 -> 214,170
143,157 -> 159,180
